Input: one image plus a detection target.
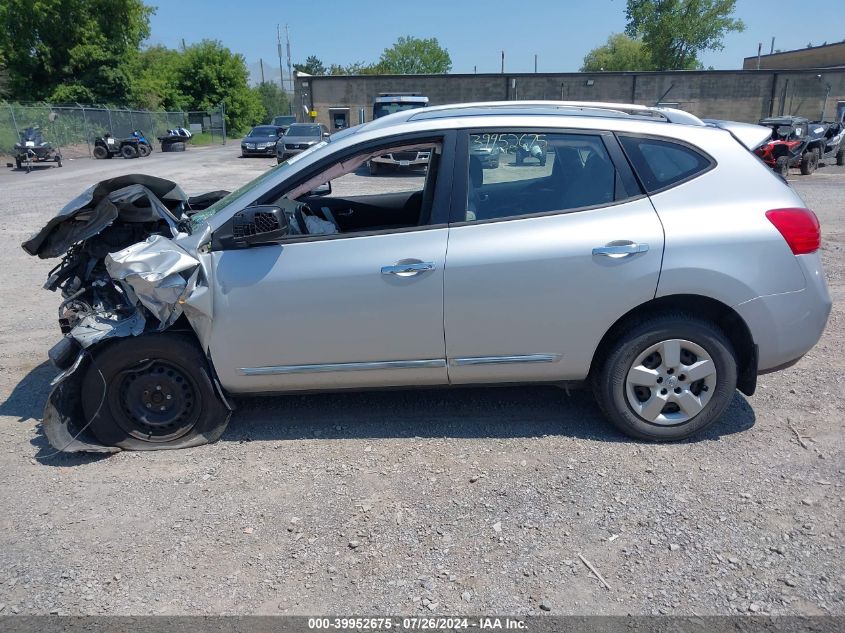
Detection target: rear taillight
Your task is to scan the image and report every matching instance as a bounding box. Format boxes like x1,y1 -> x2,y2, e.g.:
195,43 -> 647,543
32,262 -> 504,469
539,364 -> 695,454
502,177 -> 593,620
765,208 -> 821,255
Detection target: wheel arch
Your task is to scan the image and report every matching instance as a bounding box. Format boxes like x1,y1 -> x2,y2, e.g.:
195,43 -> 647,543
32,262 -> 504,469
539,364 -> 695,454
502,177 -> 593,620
589,294 -> 757,396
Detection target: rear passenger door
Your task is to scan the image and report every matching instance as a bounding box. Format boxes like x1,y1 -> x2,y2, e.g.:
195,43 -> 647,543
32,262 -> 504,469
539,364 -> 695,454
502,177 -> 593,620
444,129 -> 665,384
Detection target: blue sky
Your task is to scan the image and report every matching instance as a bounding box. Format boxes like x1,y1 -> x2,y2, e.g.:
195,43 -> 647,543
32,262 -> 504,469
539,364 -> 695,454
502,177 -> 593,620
148,0 -> 845,81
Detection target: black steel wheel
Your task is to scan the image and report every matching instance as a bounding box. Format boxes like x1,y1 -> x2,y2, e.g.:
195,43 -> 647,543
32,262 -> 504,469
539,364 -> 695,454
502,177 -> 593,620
138,143 -> 151,157
121,144 -> 138,159
81,333 -> 230,450
93,145 -> 108,159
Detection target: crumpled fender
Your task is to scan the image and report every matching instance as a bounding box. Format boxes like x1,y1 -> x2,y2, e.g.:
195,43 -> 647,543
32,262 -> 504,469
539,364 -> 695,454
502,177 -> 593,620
105,235 -> 201,328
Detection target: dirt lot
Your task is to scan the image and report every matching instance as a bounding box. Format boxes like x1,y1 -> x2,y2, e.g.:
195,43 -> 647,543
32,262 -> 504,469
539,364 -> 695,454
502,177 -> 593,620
0,145 -> 842,616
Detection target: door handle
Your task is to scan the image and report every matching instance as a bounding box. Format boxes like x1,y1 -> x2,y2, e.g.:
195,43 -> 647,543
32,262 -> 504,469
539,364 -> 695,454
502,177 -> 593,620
592,242 -> 649,258
381,261 -> 435,276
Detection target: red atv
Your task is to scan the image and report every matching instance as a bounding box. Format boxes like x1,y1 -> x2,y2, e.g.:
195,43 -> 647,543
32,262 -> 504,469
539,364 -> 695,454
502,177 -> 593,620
755,116 -> 827,177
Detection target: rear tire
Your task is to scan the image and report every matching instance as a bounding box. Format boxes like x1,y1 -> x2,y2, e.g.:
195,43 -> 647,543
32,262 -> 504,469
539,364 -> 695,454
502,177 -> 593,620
800,150 -> 818,175
591,315 -> 737,441
92,145 -> 108,160
121,144 -> 138,159
81,333 -> 230,450
775,156 -> 790,178
138,143 -> 151,157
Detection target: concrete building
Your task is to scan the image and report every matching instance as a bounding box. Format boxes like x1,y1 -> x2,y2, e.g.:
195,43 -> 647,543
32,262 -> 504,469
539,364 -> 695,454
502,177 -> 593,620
295,68 -> 845,131
743,41 -> 845,70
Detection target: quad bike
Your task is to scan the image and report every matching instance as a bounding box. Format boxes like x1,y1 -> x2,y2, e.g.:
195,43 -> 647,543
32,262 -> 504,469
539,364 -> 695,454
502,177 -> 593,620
92,130 -> 152,160
755,116 -> 840,177
808,120 -> 845,167
14,127 -> 62,173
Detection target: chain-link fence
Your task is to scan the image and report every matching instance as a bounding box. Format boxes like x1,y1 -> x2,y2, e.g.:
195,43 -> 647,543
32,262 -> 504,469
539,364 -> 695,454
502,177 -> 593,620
0,102 -> 226,159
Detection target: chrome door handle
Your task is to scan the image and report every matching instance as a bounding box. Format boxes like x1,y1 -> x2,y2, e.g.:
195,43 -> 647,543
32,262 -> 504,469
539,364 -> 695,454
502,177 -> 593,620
381,261 -> 435,276
592,242 -> 649,258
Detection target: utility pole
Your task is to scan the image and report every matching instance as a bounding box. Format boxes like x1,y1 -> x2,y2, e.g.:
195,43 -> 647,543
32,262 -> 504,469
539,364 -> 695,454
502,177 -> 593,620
259,58 -> 265,84
276,24 -> 285,90
756,42 -> 762,70
501,50 -> 505,74
285,24 -> 292,92
534,54 -> 538,73
770,37 -> 775,54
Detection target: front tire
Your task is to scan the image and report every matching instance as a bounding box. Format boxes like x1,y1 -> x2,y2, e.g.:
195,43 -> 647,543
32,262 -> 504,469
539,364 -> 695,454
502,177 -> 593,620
138,143 -> 151,157
800,150 -> 817,175
121,144 -> 138,159
591,315 -> 737,441
775,156 -> 790,178
81,333 -> 230,450
836,148 -> 845,166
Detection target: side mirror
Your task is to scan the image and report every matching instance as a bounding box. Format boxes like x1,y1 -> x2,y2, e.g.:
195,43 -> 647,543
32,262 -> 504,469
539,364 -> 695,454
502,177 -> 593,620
310,181 -> 332,196
232,205 -> 290,246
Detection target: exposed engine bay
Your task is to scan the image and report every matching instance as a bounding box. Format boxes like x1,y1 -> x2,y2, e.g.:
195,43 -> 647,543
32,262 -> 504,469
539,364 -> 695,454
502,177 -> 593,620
21,175 -> 231,453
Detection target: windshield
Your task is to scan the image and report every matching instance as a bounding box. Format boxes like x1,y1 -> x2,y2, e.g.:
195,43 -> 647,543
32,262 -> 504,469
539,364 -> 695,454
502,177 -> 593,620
189,140 -> 330,230
285,125 -> 321,137
250,126 -> 279,136
272,116 -> 296,126
373,102 -> 426,119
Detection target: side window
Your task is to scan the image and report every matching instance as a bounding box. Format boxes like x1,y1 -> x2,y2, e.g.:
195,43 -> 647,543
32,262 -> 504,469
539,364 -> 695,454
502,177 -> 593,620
463,132 -> 622,223
618,136 -> 711,193
272,141 -> 441,237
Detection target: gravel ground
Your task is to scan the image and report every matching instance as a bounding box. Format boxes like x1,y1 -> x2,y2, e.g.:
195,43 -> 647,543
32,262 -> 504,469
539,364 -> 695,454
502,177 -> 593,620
0,145 -> 842,616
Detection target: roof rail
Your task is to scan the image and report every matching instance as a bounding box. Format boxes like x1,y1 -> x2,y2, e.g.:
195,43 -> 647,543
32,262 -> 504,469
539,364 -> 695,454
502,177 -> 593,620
406,100 -> 705,126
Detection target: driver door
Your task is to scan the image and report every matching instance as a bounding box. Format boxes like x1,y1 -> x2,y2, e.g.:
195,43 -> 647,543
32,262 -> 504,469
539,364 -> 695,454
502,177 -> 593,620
207,133 -> 454,394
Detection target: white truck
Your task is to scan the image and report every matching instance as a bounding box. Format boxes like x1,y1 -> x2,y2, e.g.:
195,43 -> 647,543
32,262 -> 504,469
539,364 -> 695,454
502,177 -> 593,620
368,93 -> 430,174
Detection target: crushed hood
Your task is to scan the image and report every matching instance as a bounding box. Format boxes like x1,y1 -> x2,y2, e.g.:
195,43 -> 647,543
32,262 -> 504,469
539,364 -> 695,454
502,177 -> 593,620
21,175 -> 188,259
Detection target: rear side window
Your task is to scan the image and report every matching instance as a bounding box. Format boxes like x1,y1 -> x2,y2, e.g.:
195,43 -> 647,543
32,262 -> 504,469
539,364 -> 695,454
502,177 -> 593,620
618,136 -> 711,192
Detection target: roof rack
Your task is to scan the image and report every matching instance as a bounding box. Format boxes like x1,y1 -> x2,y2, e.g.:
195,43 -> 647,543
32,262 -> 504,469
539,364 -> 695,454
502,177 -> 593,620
404,100 -> 705,126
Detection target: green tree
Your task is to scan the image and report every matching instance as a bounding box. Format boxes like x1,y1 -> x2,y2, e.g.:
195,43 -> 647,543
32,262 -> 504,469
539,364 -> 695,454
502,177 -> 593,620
294,55 -> 327,75
176,40 -> 264,134
254,81 -> 290,122
129,45 -> 188,110
625,0 -> 745,70
378,36 -> 451,74
328,61 -> 383,75
0,0 -> 153,103
581,33 -> 655,71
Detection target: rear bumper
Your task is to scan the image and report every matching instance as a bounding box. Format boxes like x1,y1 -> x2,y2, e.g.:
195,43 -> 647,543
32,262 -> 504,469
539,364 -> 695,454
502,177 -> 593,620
735,252 -> 831,373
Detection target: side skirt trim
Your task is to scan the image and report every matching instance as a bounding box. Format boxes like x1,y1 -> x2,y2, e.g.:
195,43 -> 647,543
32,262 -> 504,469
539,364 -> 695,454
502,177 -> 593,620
239,359 -> 446,376
451,354 -> 562,366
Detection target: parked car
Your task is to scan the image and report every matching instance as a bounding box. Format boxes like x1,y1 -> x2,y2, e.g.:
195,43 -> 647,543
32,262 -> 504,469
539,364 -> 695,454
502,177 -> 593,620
271,115 -> 297,132
241,125 -> 285,157
277,123 -> 329,163
23,101 -> 831,452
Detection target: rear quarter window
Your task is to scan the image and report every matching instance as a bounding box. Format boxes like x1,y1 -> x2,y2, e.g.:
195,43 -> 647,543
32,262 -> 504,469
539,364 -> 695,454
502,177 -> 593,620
618,136 -> 712,193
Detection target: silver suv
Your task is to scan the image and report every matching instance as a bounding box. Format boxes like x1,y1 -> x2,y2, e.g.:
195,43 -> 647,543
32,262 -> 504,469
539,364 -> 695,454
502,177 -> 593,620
24,101 -> 831,452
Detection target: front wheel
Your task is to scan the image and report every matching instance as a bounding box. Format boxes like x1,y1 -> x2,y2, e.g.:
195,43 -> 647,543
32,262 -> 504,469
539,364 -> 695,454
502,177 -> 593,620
775,156 -> 790,178
138,143 -> 151,157
81,333 -> 230,450
591,315 -> 737,441
121,144 -> 138,159
800,150 -> 818,175
92,145 -> 108,160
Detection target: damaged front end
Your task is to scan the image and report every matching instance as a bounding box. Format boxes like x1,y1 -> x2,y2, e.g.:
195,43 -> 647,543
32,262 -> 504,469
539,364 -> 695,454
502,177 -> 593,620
22,175 -> 231,453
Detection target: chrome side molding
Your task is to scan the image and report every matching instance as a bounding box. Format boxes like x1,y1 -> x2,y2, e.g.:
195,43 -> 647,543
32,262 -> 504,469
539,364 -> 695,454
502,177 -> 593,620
451,354 -> 562,366
240,358 -> 446,376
